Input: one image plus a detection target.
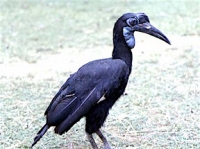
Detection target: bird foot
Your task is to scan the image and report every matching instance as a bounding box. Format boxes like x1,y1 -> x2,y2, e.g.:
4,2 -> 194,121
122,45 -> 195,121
103,144 -> 112,149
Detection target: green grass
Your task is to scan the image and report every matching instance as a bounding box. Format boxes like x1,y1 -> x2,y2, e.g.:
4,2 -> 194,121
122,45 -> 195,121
1,0 -> 200,61
0,0 -> 200,149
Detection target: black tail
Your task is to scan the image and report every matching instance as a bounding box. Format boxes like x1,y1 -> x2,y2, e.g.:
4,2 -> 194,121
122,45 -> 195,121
31,124 -> 49,148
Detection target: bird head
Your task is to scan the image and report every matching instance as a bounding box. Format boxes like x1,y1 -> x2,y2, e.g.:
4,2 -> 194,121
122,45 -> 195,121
114,12 -> 171,49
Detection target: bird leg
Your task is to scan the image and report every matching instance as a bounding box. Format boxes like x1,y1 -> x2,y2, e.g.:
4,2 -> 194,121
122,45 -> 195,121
96,130 -> 112,149
87,133 -> 99,149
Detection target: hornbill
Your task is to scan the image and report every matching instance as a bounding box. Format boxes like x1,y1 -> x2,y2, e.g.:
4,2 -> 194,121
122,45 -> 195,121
32,12 -> 170,149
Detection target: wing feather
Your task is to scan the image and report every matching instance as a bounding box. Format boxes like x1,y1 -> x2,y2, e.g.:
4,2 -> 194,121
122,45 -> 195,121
44,59 -> 129,134
55,86 -> 106,134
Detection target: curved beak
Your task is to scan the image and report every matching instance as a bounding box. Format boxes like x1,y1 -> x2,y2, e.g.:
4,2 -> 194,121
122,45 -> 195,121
134,22 -> 171,45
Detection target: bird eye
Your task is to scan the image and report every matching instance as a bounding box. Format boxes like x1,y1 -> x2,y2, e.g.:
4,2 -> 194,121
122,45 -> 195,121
127,18 -> 138,26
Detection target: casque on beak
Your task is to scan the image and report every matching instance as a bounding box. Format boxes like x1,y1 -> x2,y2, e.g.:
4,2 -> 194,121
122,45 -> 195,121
133,22 -> 171,45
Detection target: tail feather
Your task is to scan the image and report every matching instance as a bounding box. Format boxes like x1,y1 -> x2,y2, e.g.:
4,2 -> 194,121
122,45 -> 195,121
31,124 -> 49,148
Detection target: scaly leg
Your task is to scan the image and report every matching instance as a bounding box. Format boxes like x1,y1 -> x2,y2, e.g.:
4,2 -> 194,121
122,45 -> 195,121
96,130 -> 112,149
87,133 -> 99,149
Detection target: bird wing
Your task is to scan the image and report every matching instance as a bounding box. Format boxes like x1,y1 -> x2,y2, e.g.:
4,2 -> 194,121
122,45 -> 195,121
45,59 -> 129,135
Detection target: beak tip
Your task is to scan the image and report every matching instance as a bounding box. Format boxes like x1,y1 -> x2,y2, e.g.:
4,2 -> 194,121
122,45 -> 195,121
167,39 -> 171,45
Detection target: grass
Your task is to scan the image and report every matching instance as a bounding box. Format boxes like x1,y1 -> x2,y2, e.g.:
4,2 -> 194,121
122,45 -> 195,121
0,0 -> 200,148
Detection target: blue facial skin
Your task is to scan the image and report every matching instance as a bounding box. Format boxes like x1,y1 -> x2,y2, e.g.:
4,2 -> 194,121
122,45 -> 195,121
123,27 -> 135,49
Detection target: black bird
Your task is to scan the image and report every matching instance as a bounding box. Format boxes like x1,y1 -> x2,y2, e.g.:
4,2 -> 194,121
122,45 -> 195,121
32,12 -> 170,149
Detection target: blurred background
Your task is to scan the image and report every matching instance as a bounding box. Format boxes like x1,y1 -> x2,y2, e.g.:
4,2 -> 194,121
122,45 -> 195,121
0,0 -> 200,148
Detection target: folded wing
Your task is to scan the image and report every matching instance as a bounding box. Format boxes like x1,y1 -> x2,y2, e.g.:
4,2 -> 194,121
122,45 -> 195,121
44,59 -> 129,135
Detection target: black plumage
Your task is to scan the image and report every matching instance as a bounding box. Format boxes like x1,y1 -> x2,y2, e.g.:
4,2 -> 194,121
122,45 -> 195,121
32,12 -> 170,149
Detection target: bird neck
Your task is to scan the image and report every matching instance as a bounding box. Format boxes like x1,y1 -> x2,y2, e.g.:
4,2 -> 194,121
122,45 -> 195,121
112,42 -> 133,73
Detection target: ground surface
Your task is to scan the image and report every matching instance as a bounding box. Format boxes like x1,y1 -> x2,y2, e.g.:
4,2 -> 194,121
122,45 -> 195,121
0,0 -> 200,149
